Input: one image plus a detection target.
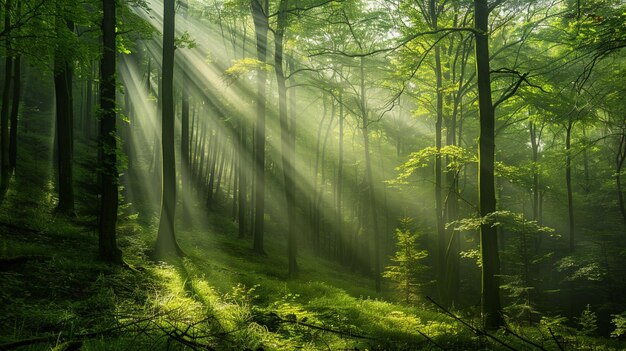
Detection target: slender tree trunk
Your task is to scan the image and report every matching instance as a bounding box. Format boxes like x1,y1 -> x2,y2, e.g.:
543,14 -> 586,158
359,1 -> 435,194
430,0 -> 448,306
582,126 -> 590,193
8,55 -> 20,171
444,93 -> 460,307
565,119 -> 574,252
155,0 -> 183,258
274,0 -> 297,276
251,0 -> 269,254
84,62 -> 95,137
214,144 -> 227,199
181,72 -> 190,225
238,121 -> 247,238
98,0 -> 122,264
616,132 -> 626,226
0,0 -> 12,193
312,99 -> 327,252
474,0 -> 503,329
207,132 -> 219,207
530,121 -> 539,221
53,15 -> 75,215
359,57 -> 381,292
336,92 -> 345,263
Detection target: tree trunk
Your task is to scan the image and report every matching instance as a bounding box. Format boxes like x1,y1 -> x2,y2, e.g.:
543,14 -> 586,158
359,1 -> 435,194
616,132 -> 626,226
274,0 -> 297,276
565,119 -> 574,252
53,15 -> 75,215
251,0 -> 269,255
430,0 -> 447,306
8,54 -> 20,172
529,120 -> 539,221
155,0 -> 183,258
214,143 -> 227,199
474,0 -> 503,329
0,0 -> 12,193
359,57 -> 380,292
98,0 -> 122,264
238,121 -> 247,238
311,98 -> 327,252
84,61 -> 95,138
444,88 -> 460,308
181,72 -> 190,225
336,92 -> 345,263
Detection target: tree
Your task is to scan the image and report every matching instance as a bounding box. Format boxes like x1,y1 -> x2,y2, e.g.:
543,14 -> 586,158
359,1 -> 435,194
251,0 -> 269,255
273,0 -> 298,276
154,0 -> 183,258
383,218 -> 428,304
53,1 -> 76,215
0,0 -> 13,194
474,0 -> 504,329
98,0 -> 122,264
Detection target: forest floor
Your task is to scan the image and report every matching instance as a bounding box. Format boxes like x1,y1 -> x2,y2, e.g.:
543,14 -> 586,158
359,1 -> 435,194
1,113 -> 625,350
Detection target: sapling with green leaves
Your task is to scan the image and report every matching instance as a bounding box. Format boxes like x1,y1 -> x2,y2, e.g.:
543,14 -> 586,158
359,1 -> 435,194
383,218 -> 428,304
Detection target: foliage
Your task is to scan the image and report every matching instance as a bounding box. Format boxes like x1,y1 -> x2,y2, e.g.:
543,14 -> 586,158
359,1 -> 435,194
393,145 -> 475,184
576,304 -> 598,336
223,58 -> 271,83
382,218 -> 428,304
611,312 -> 626,338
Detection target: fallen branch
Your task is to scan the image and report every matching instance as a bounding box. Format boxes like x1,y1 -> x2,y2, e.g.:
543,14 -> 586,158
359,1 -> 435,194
0,313 -> 163,350
548,327 -> 565,351
426,296 -> 518,351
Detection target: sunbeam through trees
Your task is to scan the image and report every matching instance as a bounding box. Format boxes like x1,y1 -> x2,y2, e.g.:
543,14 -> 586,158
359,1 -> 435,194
1,0 -> 626,349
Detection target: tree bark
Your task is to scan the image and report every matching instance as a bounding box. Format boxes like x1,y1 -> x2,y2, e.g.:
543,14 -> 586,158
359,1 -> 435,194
251,0 -> 269,254
616,132 -> 626,226
274,0 -> 297,276
359,57 -> 380,292
238,121 -> 247,238
0,0 -> 12,193
181,72 -> 190,225
336,92 -> 345,263
565,119 -> 575,252
474,0 -> 504,329
155,0 -> 183,258
98,0 -> 122,264
53,13 -> 75,215
430,0 -> 447,307
8,54 -> 20,171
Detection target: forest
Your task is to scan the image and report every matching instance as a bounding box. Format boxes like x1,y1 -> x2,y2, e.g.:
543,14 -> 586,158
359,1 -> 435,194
0,0 -> 625,349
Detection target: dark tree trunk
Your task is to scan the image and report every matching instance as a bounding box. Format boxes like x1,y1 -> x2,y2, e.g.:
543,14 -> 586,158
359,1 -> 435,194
180,72 -> 190,224
98,0 -> 122,264
474,0 -> 503,329
616,132 -> 626,226
155,0 -> 183,258
0,0 -> 12,193
8,57 -> 20,171
251,0 -> 268,254
53,16 -> 75,215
